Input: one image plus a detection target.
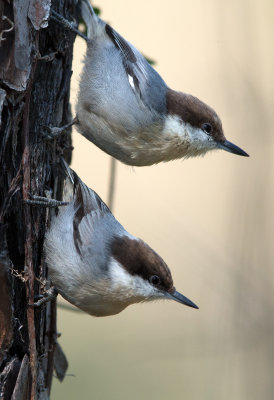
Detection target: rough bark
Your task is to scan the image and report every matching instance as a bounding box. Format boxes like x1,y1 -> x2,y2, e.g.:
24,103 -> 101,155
0,1 -> 77,398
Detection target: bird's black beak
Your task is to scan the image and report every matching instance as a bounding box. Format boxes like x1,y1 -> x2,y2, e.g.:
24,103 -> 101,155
217,140 -> 249,157
167,289 -> 199,309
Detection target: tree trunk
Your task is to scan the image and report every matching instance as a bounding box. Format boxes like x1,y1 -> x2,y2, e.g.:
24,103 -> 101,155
0,1 -> 77,398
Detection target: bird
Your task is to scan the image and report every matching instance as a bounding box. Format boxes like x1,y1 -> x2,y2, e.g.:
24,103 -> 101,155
51,1 -> 249,166
43,168 -> 198,317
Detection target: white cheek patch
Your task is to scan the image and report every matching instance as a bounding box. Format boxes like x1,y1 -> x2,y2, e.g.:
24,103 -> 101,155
108,258 -> 160,299
187,125 -> 217,153
109,258 -> 133,288
163,115 -> 187,137
187,125 -> 211,142
163,115 -> 216,152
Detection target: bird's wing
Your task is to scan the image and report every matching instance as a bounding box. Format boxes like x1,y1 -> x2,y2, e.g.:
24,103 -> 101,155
71,171 -> 111,257
105,24 -> 166,114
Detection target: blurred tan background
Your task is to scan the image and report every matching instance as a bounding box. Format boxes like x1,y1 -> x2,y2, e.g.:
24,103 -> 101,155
52,0 -> 274,399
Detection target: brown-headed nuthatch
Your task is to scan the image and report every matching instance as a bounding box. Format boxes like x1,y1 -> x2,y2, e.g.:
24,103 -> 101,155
51,1 -> 249,165
43,168 -> 198,316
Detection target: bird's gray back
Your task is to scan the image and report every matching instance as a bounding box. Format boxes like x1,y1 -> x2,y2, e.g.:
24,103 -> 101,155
78,34 -> 167,132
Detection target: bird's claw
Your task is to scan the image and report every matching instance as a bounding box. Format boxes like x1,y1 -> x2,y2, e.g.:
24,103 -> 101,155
42,118 -> 78,141
31,287 -> 58,307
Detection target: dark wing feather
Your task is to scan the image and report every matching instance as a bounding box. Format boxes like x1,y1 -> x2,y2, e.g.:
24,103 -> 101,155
105,24 -> 146,101
105,24 -> 137,63
71,170 -> 110,256
105,24 -> 167,114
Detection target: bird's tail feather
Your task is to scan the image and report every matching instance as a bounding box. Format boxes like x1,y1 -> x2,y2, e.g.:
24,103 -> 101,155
80,0 -> 100,40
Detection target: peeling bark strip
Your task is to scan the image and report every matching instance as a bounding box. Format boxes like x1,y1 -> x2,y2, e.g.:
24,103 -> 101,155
0,0 -> 77,398
28,0 -> 52,30
22,51 -> 38,399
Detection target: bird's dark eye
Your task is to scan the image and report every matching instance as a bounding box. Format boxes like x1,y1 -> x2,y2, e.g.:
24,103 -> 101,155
149,275 -> 161,285
202,123 -> 213,134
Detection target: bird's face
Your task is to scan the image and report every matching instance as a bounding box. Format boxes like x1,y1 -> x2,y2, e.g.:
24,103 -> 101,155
165,89 -> 249,157
109,236 -> 198,309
